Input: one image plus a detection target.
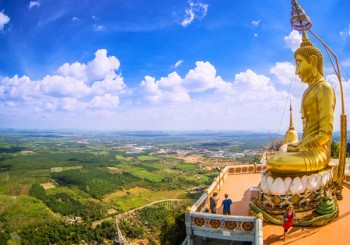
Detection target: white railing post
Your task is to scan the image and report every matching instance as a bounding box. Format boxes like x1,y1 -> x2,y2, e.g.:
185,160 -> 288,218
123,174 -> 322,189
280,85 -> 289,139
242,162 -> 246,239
183,235 -> 194,245
254,217 -> 263,245
185,208 -> 193,239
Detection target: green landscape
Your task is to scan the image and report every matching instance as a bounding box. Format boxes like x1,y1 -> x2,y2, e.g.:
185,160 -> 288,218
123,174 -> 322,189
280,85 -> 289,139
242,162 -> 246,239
0,129 -> 271,244
1,129 -> 347,244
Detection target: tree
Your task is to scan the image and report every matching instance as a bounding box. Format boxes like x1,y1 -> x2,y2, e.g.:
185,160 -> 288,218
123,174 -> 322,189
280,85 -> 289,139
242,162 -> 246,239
160,209 -> 186,245
331,141 -> 340,158
0,232 -> 10,244
28,184 -> 46,200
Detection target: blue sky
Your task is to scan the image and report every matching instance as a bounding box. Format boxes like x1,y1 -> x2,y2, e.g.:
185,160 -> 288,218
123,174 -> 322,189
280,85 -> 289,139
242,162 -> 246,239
0,0 -> 350,132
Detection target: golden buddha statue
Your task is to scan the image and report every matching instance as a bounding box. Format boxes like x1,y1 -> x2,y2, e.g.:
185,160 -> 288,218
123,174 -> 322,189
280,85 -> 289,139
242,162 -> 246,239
267,31 -> 336,174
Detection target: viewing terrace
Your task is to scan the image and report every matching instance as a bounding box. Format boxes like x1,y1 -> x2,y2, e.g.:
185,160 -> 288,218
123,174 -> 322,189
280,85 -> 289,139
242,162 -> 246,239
183,160 -> 350,244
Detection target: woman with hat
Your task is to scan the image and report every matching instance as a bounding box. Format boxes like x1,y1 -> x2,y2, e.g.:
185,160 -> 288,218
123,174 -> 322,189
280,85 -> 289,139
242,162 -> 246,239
282,205 -> 296,241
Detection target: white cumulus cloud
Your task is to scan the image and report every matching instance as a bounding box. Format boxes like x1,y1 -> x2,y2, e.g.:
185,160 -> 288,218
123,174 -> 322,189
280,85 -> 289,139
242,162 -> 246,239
183,61 -> 225,92
0,11 -> 10,30
284,30 -> 302,52
227,69 -> 286,103
57,49 -> 122,85
60,97 -> 83,111
90,94 -> 120,108
40,75 -> 90,98
141,61 -> 228,104
138,65 -> 294,131
141,72 -> 190,103
181,1 -> 208,27
1,52 -> 330,131
0,49 -> 126,113
270,62 -> 298,85
0,75 -> 39,100
139,60 -> 290,111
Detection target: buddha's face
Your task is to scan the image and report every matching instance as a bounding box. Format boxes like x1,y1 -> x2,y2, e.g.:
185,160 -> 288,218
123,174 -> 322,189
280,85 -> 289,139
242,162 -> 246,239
295,54 -> 313,83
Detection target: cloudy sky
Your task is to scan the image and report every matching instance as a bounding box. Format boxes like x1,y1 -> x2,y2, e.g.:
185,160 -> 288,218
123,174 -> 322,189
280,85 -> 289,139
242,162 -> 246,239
0,0 -> 349,132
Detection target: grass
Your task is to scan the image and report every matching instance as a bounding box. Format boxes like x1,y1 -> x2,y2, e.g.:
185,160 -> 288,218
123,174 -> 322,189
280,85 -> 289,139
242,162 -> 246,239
103,187 -> 151,202
0,169 -> 51,195
40,182 -> 57,189
107,166 -> 123,173
0,171 -> 9,181
45,185 -> 92,199
126,167 -> 163,183
110,189 -> 190,212
137,156 -> 159,161
174,163 -> 197,171
0,195 -> 59,231
50,165 -> 83,172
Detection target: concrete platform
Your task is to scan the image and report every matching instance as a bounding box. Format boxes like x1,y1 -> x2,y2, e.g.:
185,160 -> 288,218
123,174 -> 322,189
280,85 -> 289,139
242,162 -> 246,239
195,173 -> 350,244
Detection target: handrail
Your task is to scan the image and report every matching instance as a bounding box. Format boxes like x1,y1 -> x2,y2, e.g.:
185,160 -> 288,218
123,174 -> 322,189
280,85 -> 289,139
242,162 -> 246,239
184,212 -> 263,244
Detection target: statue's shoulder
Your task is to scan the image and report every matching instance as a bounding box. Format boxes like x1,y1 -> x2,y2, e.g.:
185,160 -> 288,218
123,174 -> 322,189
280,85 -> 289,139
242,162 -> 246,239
316,80 -> 333,91
316,80 -> 335,100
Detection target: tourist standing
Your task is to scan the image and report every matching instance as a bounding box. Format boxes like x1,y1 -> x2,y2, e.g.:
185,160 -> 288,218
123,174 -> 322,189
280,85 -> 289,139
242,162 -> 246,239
282,205 -> 296,241
220,194 -> 232,215
209,192 -> 219,214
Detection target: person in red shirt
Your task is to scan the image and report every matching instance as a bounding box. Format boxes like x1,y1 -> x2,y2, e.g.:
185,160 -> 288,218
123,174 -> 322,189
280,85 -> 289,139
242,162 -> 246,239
282,205 -> 296,241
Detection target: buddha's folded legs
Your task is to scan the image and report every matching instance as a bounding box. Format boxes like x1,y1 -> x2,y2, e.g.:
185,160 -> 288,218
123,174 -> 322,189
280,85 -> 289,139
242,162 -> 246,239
267,148 -> 330,174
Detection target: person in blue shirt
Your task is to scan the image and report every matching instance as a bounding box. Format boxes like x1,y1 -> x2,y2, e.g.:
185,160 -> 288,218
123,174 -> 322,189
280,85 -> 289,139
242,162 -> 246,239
220,193 -> 232,215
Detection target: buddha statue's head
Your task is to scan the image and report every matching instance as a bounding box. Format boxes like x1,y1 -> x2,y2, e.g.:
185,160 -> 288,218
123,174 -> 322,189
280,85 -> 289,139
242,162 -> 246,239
294,31 -> 324,82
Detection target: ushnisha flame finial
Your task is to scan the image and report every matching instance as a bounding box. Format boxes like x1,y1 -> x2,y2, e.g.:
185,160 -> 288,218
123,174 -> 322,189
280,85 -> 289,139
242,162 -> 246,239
300,30 -> 313,47
291,0 -> 312,31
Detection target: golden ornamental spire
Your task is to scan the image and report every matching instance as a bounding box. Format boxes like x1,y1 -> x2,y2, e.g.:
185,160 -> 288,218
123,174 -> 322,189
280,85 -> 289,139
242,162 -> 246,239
284,101 -> 298,144
289,101 -> 295,130
291,0 -> 312,31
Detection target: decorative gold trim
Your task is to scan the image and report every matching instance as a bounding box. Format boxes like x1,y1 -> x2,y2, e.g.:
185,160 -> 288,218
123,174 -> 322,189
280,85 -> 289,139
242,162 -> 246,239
208,219 -> 221,229
193,217 -> 206,227
224,221 -> 238,230
241,221 -> 254,231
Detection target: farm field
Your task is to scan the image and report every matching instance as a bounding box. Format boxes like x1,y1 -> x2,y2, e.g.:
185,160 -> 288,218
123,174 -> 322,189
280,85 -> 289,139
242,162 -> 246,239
0,129 -> 267,244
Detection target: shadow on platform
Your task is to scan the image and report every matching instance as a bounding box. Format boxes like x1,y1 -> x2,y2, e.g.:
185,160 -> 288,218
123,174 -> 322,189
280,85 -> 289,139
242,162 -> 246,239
264,225 -> 320,244
229,188 -> 254,216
